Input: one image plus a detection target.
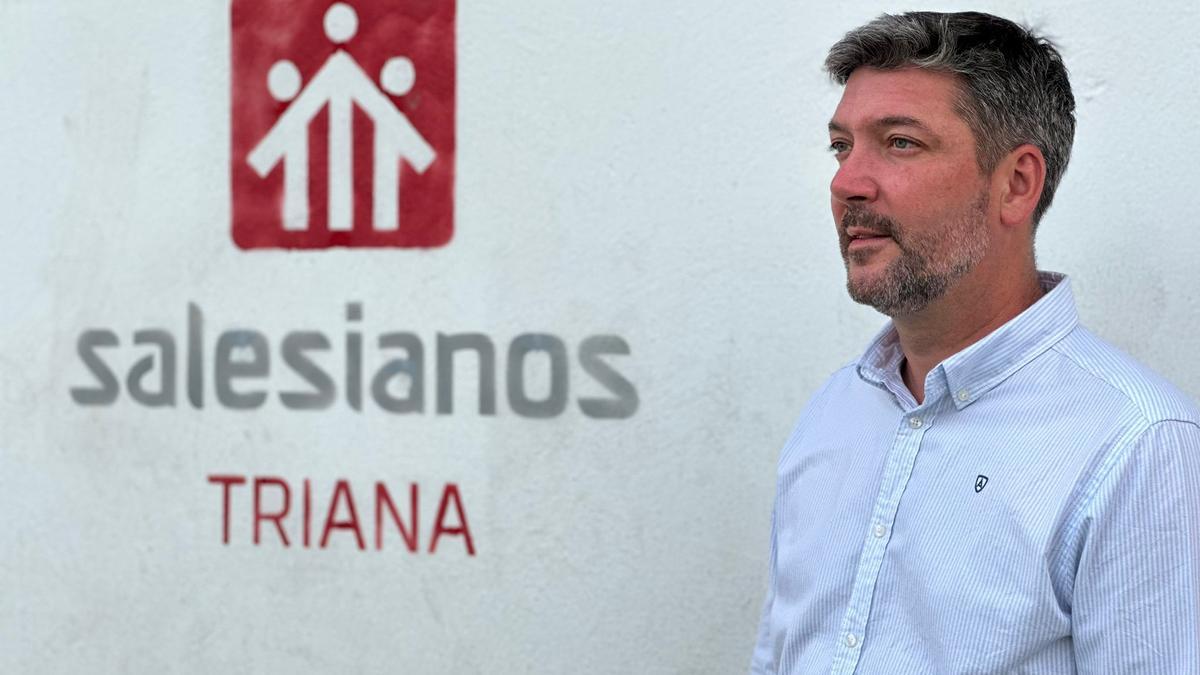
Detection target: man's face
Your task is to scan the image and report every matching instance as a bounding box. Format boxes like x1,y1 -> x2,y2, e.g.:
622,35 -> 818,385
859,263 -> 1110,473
828,67 -> 992,316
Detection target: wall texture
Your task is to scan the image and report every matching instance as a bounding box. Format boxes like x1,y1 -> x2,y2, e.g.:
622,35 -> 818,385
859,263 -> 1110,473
2,1 -> 1198,673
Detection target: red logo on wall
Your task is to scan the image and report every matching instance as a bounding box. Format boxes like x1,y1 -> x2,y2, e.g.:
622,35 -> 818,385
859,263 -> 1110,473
231,0 -> 455,249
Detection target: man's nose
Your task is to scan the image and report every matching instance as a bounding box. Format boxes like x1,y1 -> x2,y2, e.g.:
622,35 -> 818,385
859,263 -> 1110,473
830,151 -> 879,206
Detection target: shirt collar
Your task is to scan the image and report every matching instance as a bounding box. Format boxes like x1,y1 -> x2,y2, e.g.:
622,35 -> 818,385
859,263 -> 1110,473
856,271 -> 1079,409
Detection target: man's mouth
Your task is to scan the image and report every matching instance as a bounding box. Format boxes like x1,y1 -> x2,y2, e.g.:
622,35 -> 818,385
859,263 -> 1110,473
845,226 -> 888,239
845,228 -> 891,250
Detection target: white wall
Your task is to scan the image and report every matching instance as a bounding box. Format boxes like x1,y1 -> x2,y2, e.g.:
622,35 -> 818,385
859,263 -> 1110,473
2,1 -> 1198,672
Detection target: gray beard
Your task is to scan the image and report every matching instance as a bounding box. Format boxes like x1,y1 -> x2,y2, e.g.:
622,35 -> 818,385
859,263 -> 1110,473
841,192 -> 989,316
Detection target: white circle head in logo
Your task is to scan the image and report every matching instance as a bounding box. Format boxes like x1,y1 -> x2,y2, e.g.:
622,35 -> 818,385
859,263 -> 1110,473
267,60 -> 302,101
380,57 -> 416,96
324,3 -> 359,44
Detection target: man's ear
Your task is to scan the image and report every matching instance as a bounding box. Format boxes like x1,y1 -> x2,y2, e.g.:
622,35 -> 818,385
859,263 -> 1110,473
996,144 -> 1046,228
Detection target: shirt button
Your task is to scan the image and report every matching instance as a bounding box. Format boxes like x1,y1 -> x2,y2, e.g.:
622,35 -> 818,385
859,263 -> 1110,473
956,389 -> 970,402
873,524 -> 887,538
908,416 -> 923,429
846,633 -> 859,648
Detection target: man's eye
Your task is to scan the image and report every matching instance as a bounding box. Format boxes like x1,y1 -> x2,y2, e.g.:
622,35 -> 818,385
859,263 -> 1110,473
890,137 -> 918,150
828,140 -> 850,154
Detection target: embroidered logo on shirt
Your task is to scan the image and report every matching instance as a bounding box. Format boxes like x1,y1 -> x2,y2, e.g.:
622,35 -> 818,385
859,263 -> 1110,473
975,475 -> 989,493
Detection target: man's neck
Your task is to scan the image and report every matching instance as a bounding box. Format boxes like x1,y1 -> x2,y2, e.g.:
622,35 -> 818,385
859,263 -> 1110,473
894,266 -> 1044,404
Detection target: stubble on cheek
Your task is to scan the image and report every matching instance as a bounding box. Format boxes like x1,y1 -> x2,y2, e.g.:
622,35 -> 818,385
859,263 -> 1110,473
838,192 -> 989,316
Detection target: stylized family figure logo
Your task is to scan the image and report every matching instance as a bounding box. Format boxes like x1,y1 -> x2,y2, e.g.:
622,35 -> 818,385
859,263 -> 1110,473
246,2 -> 435,233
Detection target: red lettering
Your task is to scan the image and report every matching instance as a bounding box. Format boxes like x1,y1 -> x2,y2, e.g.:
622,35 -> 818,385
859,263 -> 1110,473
320,479 -> 365,550
210,475 -> 470,554
302,478 -> 312,548
253,476 -> 291,546
430,483 -> 475,555
375,482 -> 418,552
208,474 -> 246,544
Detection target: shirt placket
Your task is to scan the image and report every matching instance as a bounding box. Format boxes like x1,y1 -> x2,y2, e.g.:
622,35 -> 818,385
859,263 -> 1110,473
829,408 -> 934,675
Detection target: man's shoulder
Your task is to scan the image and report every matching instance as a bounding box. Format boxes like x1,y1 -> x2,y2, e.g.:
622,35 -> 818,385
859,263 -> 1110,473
1049,326 -> 1200,427
812,360 -> 861,401
783,362 -> 860,426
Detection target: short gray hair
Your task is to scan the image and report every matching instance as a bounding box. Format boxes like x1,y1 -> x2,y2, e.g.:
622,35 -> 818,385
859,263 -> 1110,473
825,11 -> 1076,227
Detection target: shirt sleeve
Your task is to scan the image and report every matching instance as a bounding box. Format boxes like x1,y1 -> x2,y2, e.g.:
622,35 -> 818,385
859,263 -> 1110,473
749,504 -> 777,675
1072,419 -> 1200,673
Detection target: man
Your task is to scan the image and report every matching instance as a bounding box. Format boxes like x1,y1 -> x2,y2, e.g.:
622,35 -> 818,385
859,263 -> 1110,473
751,11 -> 1200,674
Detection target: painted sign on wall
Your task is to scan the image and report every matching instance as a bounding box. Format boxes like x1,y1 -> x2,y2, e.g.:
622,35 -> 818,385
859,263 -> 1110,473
232,0 -> 456,248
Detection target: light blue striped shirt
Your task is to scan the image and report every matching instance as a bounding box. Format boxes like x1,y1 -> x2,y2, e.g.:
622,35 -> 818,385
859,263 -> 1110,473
751,272 -> 1200,674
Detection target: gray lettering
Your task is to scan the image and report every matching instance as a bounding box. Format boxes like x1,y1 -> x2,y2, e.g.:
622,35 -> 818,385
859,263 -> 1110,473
70,330 -> 119,405
507,334 -> 568,418
578,335 -> 638,418
371,332 -> 424,413
279,332 -> 335,410
436,333 -> 495,415
187,302 -> 203,409
215,330 -> 269,409
346,302 -> 363,411
127,329 -> 176,407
